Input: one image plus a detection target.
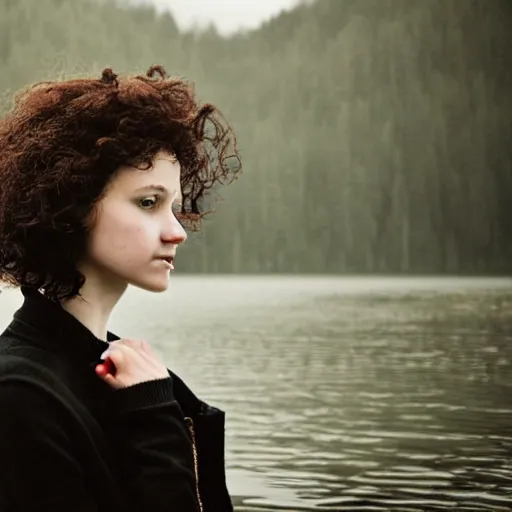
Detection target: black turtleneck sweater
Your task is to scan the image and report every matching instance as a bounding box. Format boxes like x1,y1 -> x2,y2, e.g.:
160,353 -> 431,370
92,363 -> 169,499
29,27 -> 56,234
0,286 -> 205,512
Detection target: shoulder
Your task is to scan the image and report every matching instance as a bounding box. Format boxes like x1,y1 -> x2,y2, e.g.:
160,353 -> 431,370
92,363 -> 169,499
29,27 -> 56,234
0,351 -> 64,399
0,350 -> 59,386
0,370 -> 72,438
0,350 -> 79,417
0,328 -> 72,381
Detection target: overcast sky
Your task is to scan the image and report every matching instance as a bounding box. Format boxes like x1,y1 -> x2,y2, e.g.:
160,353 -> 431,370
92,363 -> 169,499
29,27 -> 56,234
135,0 -> 302,35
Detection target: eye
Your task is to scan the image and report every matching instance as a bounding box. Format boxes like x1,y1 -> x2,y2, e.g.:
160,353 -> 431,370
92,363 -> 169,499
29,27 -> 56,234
139,195 -> 159,209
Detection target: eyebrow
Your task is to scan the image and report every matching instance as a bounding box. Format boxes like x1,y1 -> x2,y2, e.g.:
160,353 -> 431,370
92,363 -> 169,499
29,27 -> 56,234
135,185 -> 183,203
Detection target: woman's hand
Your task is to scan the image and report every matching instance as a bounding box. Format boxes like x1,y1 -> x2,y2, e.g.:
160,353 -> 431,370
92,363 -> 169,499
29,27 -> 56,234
95,338 -> 169,390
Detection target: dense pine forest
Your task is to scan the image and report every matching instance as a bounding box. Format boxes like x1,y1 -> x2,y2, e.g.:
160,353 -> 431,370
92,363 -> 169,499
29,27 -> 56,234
1,0 -> 511,274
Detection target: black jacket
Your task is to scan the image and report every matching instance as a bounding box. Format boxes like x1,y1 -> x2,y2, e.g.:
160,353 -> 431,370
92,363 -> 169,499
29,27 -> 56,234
0,286 -> 232,512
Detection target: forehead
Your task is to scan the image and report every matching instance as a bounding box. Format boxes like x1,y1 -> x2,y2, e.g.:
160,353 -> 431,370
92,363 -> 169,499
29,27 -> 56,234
110,153 -> 182,197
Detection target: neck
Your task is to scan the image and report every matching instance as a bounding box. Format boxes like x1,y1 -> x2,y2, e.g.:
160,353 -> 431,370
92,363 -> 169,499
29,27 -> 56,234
60,264 -> 127,341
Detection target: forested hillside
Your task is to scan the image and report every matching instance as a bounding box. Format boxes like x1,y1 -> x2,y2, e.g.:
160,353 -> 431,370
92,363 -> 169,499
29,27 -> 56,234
1,0 -> 511,273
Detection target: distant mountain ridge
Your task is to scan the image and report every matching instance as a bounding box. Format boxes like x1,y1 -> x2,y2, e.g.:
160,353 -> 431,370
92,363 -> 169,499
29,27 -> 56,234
1,0 -> 511,274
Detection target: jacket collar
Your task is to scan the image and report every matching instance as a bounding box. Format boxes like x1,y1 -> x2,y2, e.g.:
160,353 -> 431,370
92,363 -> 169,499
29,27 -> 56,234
12,286 -> 113,359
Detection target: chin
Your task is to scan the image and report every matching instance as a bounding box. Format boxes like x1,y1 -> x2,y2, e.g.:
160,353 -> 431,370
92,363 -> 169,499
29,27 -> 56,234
132,279 -> 170,293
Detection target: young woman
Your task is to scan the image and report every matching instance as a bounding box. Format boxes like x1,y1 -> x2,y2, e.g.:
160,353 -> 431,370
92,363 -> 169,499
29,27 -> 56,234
0,65 -> 241,512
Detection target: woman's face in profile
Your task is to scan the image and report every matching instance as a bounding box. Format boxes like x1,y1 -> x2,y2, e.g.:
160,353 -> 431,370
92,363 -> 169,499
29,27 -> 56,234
80,150 -> 187,293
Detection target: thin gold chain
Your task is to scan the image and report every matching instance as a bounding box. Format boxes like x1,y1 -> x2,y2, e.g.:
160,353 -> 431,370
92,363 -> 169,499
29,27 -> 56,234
184,417 -> 204,512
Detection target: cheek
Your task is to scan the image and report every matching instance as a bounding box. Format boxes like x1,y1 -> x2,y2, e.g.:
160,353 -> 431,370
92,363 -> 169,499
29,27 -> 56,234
88,207 -> 154,263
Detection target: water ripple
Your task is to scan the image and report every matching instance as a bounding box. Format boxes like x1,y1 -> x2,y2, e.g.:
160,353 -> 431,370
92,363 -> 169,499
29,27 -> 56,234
2,276 -> 512,510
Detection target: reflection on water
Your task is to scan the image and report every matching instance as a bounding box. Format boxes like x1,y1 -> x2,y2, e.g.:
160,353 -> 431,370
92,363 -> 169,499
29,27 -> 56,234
1,276 -> 512,511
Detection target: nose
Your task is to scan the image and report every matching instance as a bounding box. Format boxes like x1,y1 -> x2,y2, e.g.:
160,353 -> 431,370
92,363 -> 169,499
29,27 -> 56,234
161,212 -> 187,245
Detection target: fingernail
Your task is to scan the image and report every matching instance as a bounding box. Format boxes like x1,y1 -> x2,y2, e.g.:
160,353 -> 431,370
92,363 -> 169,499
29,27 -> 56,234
100,350 -> 109,360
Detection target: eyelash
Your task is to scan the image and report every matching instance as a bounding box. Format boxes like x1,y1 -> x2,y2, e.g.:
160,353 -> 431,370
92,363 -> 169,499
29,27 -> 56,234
139,195 -> 183,215
139,195 -> 159,209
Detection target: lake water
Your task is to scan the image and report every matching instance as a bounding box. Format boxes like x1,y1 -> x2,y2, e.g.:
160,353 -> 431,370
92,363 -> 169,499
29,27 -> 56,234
1,276 -> 512,511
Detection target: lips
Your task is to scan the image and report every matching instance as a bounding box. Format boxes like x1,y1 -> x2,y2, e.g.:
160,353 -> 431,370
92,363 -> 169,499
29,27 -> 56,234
156,255 -> 175,270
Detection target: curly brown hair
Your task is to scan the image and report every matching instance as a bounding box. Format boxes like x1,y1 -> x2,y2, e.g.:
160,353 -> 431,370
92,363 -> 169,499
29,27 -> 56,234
0,65 -> 241,301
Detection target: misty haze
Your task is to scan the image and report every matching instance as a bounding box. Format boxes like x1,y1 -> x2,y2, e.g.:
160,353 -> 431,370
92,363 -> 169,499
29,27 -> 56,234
1,0 -> 512,510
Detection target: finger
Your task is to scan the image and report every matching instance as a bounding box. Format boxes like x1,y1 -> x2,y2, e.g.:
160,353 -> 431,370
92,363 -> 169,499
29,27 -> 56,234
116,338 -> 153,357
95,359 -> 115,377
102,373 -> 123,389
101,341 -> 140,359
117,338 -> 152,353
95,364 -> 123,389
95,363 -> 107,377
102,357 -> 117,376
100,348 -> 126,368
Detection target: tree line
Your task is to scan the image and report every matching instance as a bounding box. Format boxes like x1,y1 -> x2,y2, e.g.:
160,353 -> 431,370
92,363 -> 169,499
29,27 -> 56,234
1,0 -> 511,274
